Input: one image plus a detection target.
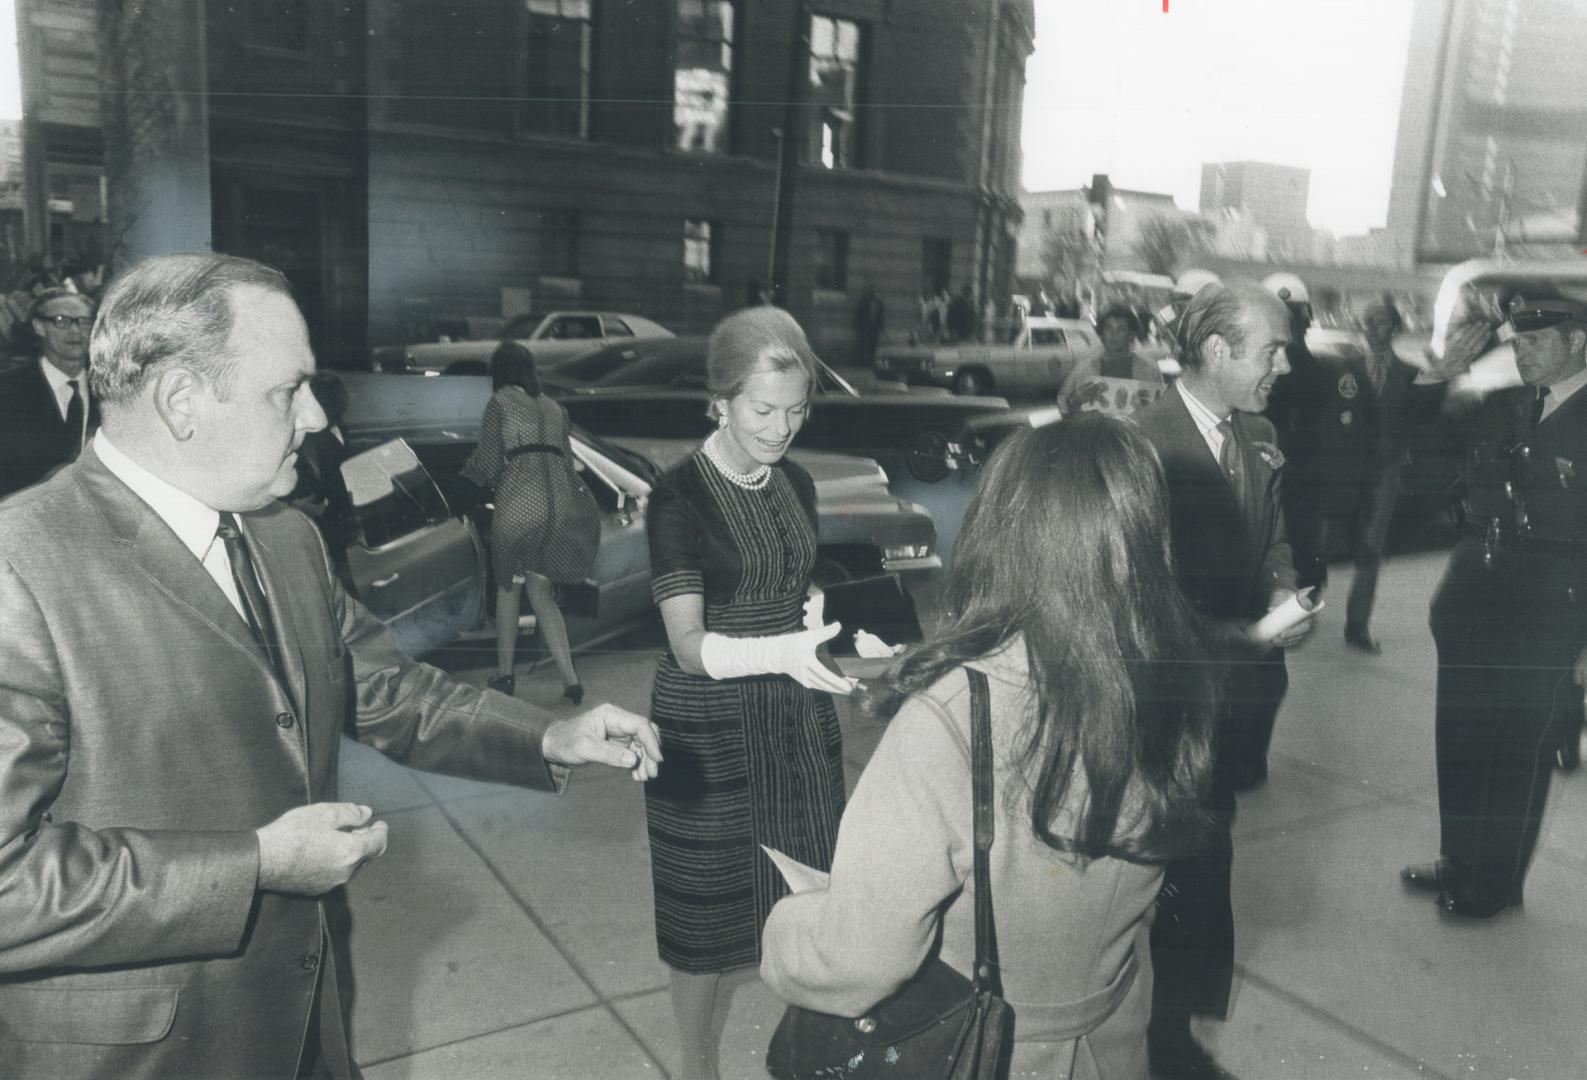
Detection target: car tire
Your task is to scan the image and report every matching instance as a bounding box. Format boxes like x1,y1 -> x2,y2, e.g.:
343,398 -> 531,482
905,431 -> 953,484
953,369 -> 990,396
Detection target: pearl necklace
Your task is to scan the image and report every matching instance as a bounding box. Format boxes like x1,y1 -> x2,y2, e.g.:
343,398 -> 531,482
702,431 -> 771,490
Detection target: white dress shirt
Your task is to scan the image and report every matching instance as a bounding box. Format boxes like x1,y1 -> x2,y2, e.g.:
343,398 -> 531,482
1541,365 -> 1587,422
93,431 -> 247,618
1175,379 -> 1231,460
39,358 -> 91,446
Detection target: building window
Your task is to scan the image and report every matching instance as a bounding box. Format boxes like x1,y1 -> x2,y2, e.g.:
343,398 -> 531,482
521,0 -> 594,139
922,237 -> 952,295
807,14 -> 864,169
540,210 -> 579,277
673,0 -> 735,153
684,219 -> 719,284
815,229 -> 849,291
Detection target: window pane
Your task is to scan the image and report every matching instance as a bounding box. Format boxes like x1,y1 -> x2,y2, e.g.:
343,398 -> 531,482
815,228 -> 849,291
674,0 -> 735,153
807,14 -> 862,169
603,318 -> 634,336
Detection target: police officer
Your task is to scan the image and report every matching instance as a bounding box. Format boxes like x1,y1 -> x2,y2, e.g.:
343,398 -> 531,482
1401,293 -> 1587,919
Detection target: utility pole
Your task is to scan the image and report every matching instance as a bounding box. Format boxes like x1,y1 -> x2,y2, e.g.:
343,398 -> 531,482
769,2 -> 808,307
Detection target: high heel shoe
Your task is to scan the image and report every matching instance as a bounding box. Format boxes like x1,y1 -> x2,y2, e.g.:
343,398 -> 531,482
487,674 -> 516,696
562,683 -> 584,706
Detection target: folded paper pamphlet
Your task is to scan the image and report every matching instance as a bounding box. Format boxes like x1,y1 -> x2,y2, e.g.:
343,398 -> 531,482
761,844 -> 830,894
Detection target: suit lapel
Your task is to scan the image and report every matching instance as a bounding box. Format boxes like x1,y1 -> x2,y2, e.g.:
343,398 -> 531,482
77,445 -> 279,678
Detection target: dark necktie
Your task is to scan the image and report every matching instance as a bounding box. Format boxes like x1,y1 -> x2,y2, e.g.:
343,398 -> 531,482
64,380 -> 84,447
1217,419 -> 1245,506
215,514 -> 284,677
1531,387 -> 1550,427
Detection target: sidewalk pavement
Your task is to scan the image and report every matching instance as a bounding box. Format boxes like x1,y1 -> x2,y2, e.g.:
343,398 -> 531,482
338,550 -> 1585,1079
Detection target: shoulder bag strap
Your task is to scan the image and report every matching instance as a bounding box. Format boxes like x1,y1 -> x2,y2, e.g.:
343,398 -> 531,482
966,667 -> 1003,996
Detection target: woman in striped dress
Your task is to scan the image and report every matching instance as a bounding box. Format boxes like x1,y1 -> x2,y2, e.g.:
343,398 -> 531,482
643,307 -> 856,1080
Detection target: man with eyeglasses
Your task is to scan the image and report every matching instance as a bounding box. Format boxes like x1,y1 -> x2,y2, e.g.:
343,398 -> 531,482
0,287 -> 99,499
1401,292 -> 1587,919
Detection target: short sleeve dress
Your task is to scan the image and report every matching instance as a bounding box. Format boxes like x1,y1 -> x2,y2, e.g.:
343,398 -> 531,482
643,449 -> 846,974
461,386 -> 600,585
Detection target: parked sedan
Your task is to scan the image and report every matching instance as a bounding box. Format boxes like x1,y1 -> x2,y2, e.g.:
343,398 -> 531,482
332,372 -> 938,658
370,310 -> 673,376
874,316 -> 1103,399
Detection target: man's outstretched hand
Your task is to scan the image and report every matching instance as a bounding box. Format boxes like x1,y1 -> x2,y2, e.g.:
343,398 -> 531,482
542,703 -> 663,781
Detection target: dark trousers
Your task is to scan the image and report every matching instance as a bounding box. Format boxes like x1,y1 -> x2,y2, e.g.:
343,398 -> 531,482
1345,463 -> 1402,630
1150,653 -> 1286,1026
1430,542 -> 1583,892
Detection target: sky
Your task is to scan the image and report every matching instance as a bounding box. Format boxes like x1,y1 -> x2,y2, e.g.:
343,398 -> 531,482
1020,0 -> 1420,235
0,0 -> 16,121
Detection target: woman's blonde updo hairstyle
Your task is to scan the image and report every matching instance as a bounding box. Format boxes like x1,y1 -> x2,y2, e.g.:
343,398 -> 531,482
704,306 -> 820,420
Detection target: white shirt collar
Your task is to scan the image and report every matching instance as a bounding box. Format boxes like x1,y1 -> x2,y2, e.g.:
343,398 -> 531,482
1176,378 -> 1228,430
39,357 -> 89,414
93,430 -> 221,563
1542,364 -> 1587,416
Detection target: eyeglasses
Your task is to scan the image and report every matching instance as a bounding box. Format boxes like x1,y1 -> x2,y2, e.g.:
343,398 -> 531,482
40,314 -> 91,330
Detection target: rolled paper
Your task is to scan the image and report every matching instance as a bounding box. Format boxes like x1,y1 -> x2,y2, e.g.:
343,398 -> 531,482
1250,587 -> 1322,645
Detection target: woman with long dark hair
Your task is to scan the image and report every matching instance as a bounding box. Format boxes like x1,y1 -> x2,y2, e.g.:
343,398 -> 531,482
761,415 -> 1219,1078
462,341 -> 600,702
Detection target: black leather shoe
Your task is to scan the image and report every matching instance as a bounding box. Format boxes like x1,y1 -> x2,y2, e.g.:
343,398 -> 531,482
487,674 -> 516,696
1148,1030 -> 1238,1079
1400,859 -> 1461,894
1437,881 -> 1522,919
562,682 -> 584,706
1344,624 -> 1382,654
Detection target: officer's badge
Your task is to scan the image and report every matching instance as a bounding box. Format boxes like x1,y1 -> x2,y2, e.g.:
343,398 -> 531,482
1557,457 -> 1575,488
1340,409 -> 1353,426
1338,372 -> 1359,399
1252,440 -> 1285,470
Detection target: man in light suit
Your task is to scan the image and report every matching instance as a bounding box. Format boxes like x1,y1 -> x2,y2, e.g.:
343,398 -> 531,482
1131,281 -> 1314,1078
0,287 -> 100,499
0,252 -> 662,1080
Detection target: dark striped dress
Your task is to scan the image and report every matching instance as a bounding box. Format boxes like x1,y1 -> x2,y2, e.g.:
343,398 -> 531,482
643,451 -> 846,974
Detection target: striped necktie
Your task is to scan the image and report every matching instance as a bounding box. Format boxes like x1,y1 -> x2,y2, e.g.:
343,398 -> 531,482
1217,419 -> 1245,506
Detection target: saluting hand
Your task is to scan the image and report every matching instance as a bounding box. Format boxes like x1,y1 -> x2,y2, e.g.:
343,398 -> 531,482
542,703 -> 664,781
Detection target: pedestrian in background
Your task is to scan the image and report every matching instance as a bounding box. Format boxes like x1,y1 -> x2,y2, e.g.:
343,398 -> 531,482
463,341 -> 601,704
642,306 -> 855,1080
0,287 -> 99,499
1401,293 -> 1587,919
761,415 -> 1220,1079
1132,280 -> 1313,1078
1059,303 -> 1165,416
852,284 -> 885,368
1341,299 -> 1422,652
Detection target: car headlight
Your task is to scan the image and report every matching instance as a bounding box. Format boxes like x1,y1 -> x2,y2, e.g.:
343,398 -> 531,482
883,543 -> 933,561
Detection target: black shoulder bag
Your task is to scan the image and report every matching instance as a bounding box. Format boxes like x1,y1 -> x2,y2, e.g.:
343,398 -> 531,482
766,667 -> 1013,1080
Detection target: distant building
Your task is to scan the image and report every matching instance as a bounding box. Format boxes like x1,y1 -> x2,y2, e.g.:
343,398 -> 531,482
17,0 -> 1035,363
1017,181 -> 1184,279
1199,161 -> 1313,261
1385,0 -> 1587,266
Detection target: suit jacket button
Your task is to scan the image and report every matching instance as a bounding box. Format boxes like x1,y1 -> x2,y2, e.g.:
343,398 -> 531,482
275,712 -> 295,729
301,955 -> 319,972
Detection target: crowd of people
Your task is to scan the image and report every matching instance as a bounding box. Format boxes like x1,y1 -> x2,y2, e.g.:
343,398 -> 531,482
0,250 -> 1583,1080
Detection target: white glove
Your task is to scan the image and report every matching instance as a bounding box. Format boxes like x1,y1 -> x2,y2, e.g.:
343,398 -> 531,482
699,622 -> 858,695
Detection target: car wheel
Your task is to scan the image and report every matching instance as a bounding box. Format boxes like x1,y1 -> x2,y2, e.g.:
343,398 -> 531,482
905,431 -> 952,484
954,369 -> 990,396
